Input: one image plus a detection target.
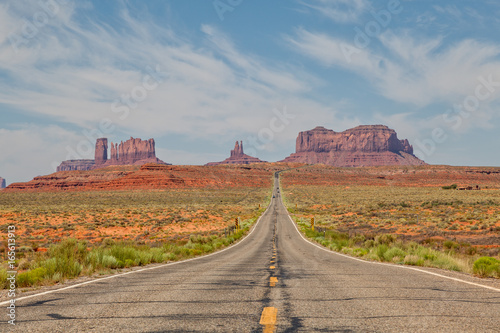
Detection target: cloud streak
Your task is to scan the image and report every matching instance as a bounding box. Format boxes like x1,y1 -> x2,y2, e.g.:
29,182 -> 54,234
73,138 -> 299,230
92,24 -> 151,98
299,0 -> 370,23
287,27 -> 500,106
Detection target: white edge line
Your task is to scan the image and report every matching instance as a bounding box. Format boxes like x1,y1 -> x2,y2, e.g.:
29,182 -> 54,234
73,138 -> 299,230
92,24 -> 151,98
0,195 -> 275,306
282,200 -> 500,293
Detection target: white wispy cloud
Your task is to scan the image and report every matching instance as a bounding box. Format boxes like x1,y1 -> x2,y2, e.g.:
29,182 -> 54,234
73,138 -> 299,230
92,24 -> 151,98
300,0 -> 370,23
433,5 -> 462,20
287,27 -> 500,106
0,2 -> 323,137
0,124 -> 82,184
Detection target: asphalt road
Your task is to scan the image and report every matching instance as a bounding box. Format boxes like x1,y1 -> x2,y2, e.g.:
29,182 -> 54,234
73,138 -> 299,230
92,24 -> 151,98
3,173 -> 500,332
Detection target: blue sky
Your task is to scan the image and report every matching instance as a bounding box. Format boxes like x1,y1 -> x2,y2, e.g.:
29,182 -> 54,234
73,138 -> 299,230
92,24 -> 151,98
1,0 -> 500,184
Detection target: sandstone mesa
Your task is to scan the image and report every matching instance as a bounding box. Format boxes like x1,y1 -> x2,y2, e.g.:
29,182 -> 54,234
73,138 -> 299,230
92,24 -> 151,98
281,125 -> 426,167
57,137 -> 168,172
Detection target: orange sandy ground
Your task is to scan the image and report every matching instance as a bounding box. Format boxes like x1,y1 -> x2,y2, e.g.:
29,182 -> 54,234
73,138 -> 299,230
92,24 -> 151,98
0,210 -> 238,251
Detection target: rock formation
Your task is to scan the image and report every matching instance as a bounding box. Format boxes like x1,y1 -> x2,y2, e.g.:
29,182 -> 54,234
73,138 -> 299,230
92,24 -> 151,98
102,137 -> 162,166
112,137 -> 157,165
281,125 -> 426,167
0,177 -> 6,189
56,137 -> 168,171
95,138 -> 108,166
231,141 -> 244,157
206,141 -> 266,165
57,160 -> 95,172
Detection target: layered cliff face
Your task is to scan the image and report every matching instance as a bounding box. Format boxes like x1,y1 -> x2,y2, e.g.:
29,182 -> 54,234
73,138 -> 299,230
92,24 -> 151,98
110,138 -> 156,164
281,125 -> 426,167
206,141 -> 266,165
56,160 -> 95,172
0,177 -> 6,189
103,137 -> 160,167
56,137 -> 168,172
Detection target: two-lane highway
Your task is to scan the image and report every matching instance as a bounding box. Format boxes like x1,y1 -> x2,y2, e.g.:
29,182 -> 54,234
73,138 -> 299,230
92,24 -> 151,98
4,173 -> 500,332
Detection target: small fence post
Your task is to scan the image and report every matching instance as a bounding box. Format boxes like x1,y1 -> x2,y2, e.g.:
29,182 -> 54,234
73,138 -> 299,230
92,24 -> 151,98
311,217 -> 315,232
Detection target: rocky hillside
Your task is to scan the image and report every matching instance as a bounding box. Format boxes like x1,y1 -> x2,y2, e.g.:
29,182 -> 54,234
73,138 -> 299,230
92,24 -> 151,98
5,164 -> 280,192
281,125 -> 425,167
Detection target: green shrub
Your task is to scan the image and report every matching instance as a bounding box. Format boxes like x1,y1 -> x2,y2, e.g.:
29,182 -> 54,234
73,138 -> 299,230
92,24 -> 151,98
124,259 -> 135,267
364,239 -> 374,248
404,255 -> 423,266
101,255 -> 119,269
46,239 -> 86,278
444,240 -> 458,250
110,246 -> 138,263
375,234 -> 395,246
150,248 -> 166,263
473,257 -> 500,277
383,247 -> 406,262
352,248 -> 368,257
0,269 -> 7,289
432,256 -> 461,271
376,244 -> 389,260
17,267 -> 48,287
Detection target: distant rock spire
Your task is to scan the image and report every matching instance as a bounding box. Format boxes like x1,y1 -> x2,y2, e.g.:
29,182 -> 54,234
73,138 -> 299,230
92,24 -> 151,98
231,141 -> 244,157
95,138 -> 108,166
207,140 -> 266,165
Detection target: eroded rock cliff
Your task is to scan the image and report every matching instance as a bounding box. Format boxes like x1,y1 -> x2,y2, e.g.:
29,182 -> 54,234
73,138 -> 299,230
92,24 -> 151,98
281,125 -> 425,167
56,137 -> 168,172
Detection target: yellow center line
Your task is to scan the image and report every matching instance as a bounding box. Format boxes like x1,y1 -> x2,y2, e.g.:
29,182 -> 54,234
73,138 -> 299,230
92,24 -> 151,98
270,266 -> 275,269
260,307 -> 278,333
270,277 -> 278,287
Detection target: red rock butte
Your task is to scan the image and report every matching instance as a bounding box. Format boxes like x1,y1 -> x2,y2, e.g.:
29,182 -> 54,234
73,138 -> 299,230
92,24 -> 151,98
281,125 -> 426,167
57,137 -> 168,172
206,141 -> 266,166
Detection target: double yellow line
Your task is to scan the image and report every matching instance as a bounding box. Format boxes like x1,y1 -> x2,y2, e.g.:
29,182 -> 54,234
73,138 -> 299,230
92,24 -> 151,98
260,225 -> 279,331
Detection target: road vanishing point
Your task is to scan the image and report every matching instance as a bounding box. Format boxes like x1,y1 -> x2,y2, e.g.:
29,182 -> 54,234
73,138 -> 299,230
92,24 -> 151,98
3,172 -> 500,332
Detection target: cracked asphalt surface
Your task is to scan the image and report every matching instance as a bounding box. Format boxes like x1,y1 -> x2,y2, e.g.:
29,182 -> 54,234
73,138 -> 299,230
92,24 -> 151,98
4,173 -> 500,332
